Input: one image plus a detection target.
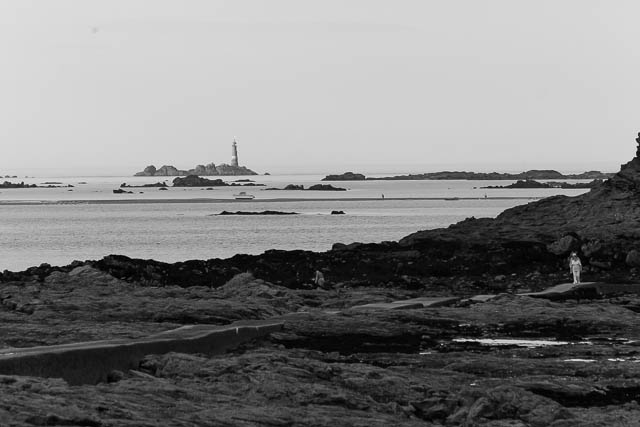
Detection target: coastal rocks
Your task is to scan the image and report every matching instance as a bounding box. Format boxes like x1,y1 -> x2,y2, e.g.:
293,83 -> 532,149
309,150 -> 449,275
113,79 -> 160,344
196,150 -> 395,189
626,250 -> 640,267
396,133 -> 640,274
546,235 -> 580,256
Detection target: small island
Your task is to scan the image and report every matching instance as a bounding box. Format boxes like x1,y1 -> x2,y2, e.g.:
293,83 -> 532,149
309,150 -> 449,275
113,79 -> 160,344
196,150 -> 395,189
482,179 -> 604,189
135,163 -> 257,177
120,182 -> 169,188
0,181 -> 74,189
264,184 -> 347,191
134,139 -> 257,177
322,170 -> 613,181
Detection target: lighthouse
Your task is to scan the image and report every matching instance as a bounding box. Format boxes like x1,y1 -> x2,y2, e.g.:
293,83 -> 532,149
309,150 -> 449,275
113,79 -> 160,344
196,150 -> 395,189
231,137 -> 239,167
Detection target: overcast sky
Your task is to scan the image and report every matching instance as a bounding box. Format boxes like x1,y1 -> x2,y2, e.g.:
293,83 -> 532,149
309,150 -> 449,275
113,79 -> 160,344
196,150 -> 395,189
1,1 -> 639,176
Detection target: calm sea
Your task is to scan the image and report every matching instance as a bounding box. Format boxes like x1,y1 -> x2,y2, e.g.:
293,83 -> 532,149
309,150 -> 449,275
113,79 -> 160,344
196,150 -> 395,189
0,174 -> 589,272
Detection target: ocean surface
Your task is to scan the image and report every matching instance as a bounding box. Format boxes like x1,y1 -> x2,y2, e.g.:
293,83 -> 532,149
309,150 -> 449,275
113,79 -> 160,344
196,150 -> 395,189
0,174 -> 590,272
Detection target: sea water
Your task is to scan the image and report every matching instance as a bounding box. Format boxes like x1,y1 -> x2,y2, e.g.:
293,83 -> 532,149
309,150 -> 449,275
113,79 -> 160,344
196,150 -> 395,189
0,174 -> 590,272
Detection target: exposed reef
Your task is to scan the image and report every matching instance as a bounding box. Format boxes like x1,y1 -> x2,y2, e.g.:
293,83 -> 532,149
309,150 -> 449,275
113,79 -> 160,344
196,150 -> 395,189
215,210 -> 298,216
264,184 -> 347,191
120,181 -> 169,188
171,175 -> 265,187
134,163 -> 257,177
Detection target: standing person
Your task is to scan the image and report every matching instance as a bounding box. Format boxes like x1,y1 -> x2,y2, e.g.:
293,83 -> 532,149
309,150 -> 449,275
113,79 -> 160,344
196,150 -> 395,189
314,270 -> 325,288
569,252 -> 582,284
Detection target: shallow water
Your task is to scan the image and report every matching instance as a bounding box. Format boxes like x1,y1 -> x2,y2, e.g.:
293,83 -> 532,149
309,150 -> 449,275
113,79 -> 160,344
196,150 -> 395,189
0,174 -> 590,271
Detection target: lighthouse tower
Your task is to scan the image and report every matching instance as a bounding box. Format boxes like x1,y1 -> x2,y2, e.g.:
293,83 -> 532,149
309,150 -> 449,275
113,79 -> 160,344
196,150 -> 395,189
231,137 -> 239,167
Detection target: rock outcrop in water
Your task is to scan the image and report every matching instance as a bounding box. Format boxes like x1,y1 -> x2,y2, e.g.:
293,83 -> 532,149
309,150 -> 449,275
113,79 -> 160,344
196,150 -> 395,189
134,163 -> 257,177
4,134 -> 640,425
482,179 -> 604,189
322,170 -> 613,181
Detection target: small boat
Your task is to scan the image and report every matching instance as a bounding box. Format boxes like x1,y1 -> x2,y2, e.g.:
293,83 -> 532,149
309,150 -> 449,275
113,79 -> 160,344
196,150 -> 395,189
444,197 -> 460,201
233,191 -> 255,200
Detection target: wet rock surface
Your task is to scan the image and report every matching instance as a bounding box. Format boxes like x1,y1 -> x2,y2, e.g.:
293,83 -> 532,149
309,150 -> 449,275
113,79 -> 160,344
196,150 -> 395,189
3,266 -> 640,425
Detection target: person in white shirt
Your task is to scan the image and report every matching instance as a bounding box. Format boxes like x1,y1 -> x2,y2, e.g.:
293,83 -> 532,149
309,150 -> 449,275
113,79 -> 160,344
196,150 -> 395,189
569,252 -> 582,284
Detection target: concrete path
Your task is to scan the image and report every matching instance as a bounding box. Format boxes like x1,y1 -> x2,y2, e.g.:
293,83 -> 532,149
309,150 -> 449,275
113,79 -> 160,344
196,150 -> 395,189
1,281 -> 636,384
0,320 -> 283,385
352,297 -> 460,310
352,281 -> 639,311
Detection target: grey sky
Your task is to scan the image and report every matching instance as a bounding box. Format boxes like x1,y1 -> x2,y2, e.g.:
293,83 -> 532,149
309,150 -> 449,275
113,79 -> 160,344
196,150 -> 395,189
1,1 -> 639,175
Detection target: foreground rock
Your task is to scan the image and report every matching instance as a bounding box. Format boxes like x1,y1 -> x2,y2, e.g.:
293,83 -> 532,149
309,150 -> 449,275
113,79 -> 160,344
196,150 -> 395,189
3,268 -> 640,425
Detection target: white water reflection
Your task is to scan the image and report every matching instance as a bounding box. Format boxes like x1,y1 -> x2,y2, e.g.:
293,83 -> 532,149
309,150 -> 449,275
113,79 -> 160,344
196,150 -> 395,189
451,338 -> 593,348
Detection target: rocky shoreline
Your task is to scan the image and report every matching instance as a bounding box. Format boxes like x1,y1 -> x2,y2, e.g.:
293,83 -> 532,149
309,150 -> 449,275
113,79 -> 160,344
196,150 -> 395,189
3,136 -> 640,425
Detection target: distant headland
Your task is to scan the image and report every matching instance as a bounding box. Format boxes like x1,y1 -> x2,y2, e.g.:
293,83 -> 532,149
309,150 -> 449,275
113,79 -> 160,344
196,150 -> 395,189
134,138 -> 257,177
322,170 -> 613,181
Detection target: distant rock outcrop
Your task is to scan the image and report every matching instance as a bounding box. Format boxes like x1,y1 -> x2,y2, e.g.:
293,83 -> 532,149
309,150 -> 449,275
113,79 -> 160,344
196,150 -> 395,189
120,182 -> 168,188
264,184 -> 347,191
172,176 -> 228,187
482,179 -> 604,189
135,163 -> 257,177
1,181 -> 36,189
0,181 -> 73,189
216,211 -> 298,216
322,170 -> 612,181
322,172 -> 366,181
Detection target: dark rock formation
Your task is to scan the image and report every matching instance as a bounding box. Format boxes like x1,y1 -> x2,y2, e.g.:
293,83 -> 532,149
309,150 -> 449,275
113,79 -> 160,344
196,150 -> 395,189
172,175 -> 228,187
364,170 -> 613,181
120,182 -> 168,188
322,172 -> 366,181
0,181 -> 36,188
135,163 -> 257,176
482,179 -> 603,189
308,184 -> 347,191
397,133 -> 640,276
264,184 -> 347,191
216,211 -> 298,216
170,175 -> 264,187
284,184 -> 304,190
